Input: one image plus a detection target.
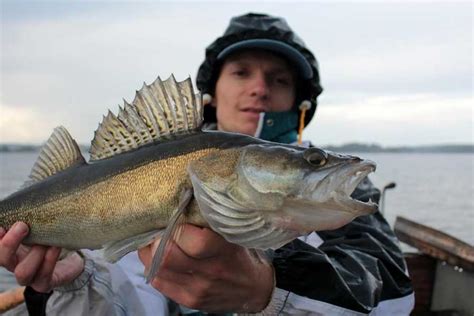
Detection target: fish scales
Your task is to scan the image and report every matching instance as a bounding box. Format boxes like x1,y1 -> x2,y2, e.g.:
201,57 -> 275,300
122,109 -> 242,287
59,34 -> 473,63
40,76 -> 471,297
2,131 -> 252,211
0,134 -> 251,249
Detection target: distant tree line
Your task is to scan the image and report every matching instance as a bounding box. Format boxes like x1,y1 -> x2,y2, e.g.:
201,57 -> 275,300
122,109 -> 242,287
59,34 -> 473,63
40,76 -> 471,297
323,143 -> 474,153
0,144 -> 39,152
0,144 -> 90,153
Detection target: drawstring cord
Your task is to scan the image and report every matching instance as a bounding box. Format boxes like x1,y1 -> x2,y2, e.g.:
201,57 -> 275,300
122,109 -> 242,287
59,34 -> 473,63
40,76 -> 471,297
298,100 -> 311,145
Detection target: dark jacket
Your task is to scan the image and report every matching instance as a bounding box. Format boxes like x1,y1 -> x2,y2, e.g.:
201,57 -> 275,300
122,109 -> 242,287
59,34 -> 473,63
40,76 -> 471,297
270,175 -> 414,314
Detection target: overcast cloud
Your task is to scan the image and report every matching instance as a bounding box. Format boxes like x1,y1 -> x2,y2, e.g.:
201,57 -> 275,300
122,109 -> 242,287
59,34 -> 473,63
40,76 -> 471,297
1,1 -> 472,146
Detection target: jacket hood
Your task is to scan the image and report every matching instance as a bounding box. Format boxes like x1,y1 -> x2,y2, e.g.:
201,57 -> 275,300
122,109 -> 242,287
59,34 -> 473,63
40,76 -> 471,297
196,12 -> 323,127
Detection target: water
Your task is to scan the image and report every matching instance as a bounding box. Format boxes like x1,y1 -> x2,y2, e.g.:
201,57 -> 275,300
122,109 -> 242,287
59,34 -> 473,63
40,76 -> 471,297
0,152 -> 473,292
355,152 -> 474,245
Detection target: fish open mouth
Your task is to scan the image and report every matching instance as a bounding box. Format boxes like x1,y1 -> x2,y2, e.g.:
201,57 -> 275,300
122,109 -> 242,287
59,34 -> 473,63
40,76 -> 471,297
305,158 -> 378,214
269,158 -> 379,236
342,160 -> 376,195
336,159 -> 378,212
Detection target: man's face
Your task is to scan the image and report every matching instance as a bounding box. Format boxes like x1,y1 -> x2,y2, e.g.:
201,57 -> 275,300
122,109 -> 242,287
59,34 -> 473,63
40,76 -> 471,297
213,50 -> 296,136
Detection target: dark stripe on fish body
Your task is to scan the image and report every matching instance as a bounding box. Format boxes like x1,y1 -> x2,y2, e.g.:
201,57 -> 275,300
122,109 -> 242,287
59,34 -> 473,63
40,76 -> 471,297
0,131 -> 263,211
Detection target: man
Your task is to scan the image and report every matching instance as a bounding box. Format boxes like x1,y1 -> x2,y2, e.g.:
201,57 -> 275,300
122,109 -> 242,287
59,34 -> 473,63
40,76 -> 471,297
0,13 -> 414,315
139,13 -> 414,315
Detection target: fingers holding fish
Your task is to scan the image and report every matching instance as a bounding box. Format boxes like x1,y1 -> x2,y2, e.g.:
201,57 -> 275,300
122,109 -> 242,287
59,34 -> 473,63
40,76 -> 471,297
150,261 -> 238,313
0,221 -> 85,293
150,266 -> 224,313
176,224 -> 236,259
14,245 -> 49,286
16,246 -> 65,293
0,222 -> 29,271
28,250 -> 84,293
151,245 -> 274,312
138,234 -> 204,278
155,240 -> 221,278
16,248 -> 84,293
0,223 -> 56,292
137,235 -> 163,276
151,271 -> 237,313
142,225 -> 274,313
137,242 -> 155,271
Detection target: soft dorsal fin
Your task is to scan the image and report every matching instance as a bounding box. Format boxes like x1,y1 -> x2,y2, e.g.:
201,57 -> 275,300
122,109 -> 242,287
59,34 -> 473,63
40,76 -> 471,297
26,126 -> 86,185
89,75 -> 203,161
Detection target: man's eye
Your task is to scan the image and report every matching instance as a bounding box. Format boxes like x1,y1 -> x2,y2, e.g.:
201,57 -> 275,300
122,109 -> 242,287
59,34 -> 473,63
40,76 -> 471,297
276,77 -> 290,85
233,70 -> 248,77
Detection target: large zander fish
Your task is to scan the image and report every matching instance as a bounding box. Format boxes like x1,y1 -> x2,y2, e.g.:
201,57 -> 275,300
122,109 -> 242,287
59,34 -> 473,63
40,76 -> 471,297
0,75 -> 377,280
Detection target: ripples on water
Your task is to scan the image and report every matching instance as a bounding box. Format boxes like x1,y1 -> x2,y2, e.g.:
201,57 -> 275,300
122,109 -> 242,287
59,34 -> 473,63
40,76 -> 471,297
1,151 -> 473,291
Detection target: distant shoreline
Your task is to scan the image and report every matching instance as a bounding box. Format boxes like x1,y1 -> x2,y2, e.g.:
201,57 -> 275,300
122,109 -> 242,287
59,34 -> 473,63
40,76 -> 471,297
0,144 -> 91,153
323,143 -> 474,154
1,143 -> 472,154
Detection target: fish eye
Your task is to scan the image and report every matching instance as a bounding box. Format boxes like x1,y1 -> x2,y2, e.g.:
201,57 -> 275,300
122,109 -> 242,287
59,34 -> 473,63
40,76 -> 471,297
304,149 -> 328,167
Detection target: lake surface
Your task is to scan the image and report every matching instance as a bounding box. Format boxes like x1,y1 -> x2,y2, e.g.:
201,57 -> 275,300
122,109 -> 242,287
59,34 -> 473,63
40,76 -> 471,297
1,151 -> 473,291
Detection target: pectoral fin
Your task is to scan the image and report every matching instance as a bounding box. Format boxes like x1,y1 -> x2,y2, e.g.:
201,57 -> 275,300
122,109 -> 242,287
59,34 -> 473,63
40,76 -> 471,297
146,188 -> 193,283
102,229 -> 164,263
188,168 -> 297,250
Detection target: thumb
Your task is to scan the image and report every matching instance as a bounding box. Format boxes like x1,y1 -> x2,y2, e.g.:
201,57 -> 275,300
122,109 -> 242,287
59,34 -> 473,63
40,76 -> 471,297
138,237 -> 162,268
51,251 -> 85,288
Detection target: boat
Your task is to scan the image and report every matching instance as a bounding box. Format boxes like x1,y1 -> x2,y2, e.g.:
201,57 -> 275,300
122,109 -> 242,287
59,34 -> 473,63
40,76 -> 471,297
394,216 -> 474,316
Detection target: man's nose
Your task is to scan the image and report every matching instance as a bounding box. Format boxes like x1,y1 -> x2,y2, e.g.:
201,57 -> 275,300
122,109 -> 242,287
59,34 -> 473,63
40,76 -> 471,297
249,73 -> 269,99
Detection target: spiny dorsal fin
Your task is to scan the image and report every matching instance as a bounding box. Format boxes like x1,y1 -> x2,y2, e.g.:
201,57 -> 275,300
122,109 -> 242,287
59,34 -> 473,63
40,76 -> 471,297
26,126 -> 86,186
89,75 -> 203,161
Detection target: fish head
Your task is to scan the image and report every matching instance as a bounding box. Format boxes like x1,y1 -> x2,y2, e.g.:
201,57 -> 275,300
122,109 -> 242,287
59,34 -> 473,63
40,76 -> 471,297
235,144 -> 377,227
189,144 -> 378,249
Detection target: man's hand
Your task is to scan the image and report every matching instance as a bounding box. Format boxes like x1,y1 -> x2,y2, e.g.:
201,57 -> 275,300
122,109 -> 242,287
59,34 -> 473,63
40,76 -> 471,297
0,222 -> 85,293
138,224 -> 274,313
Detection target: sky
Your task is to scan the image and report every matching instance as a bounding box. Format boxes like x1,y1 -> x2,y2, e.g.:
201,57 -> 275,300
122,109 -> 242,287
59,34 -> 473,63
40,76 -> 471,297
0,0 -> 472,146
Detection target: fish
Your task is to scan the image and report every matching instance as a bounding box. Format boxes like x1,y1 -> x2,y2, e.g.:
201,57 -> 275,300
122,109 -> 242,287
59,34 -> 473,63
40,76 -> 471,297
0,75 -> 377,281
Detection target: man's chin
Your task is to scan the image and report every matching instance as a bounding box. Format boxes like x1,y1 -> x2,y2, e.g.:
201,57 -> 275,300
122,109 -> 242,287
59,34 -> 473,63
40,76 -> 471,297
238,116 -> 261,136
235,125 -> 258,137
219,119 -> 259,136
